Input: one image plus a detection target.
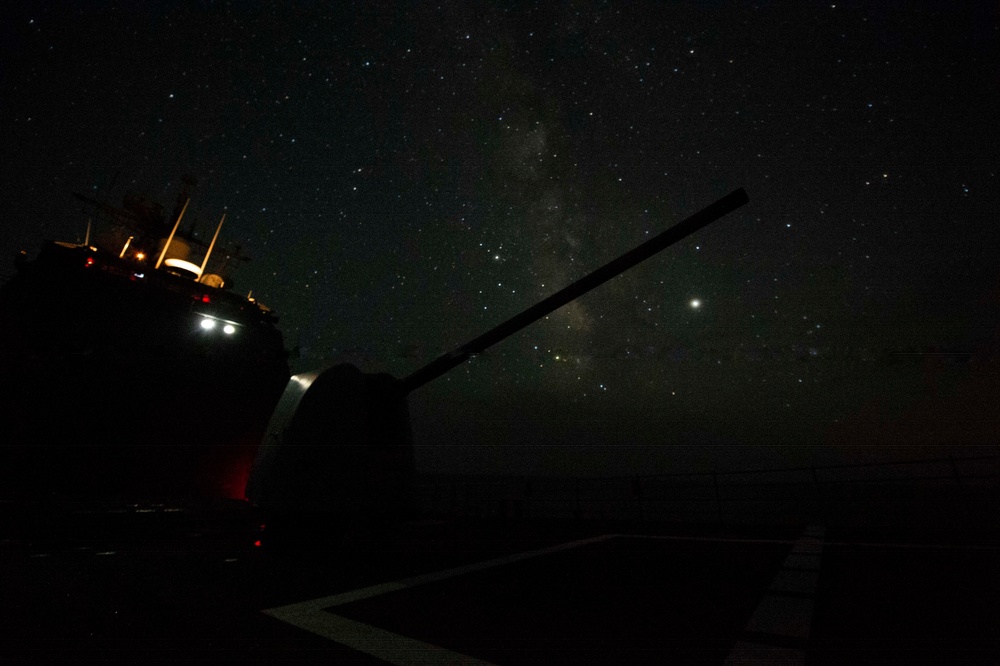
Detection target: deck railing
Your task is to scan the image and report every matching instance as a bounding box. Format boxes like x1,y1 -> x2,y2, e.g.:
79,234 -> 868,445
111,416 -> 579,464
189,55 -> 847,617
414,453 -> 1000,531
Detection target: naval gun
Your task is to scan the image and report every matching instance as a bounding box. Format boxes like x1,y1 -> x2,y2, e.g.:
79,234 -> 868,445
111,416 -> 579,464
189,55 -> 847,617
246,188 -> 749,523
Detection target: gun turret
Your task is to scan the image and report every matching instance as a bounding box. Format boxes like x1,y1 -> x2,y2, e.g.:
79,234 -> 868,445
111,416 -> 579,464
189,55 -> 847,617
246,189 -> 749,523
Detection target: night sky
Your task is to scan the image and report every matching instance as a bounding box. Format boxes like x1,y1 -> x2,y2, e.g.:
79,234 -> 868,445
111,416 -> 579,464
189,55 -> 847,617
2,2 -> 997,476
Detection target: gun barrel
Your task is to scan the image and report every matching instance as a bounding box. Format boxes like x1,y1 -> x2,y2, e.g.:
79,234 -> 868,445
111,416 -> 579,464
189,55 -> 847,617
399,187 -> 749,394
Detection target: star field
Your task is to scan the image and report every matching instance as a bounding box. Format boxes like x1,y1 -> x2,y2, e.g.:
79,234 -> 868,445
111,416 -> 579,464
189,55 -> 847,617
2,1 -> 997,475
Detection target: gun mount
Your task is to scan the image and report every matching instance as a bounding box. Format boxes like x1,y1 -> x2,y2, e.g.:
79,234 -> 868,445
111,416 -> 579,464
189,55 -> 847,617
246,189 -> 749,523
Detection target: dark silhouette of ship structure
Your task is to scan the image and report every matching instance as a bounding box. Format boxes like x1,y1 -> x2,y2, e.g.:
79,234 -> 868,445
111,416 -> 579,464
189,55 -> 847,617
0,184 -> 747,511
0,177 -> 290,500
247,188 -> 749,526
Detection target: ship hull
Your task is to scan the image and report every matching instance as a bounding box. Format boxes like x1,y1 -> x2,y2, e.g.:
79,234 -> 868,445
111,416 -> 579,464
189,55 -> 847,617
0,241 -> 289,500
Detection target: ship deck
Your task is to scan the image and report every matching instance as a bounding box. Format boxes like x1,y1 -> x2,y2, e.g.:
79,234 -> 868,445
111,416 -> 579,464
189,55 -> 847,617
2,497 -> 998,664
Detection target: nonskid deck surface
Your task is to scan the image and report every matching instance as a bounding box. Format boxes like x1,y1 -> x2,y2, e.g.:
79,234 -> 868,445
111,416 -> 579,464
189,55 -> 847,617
1,500 -> 998,664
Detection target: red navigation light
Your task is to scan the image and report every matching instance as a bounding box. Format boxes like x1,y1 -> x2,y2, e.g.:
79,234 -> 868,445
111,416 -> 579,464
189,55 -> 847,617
253,540 -> 262,548
85,257 -> 95,268
201,294 -> 211,303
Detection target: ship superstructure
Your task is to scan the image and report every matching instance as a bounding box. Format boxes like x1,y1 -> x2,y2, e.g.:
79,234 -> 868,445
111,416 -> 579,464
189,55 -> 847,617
0,179 -> 289,500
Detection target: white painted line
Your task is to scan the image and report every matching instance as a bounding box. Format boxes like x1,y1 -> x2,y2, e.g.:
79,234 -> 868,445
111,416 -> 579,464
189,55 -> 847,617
266,534 -> 614,614
266,532 -> 798,663
262,534 -> 615,665
743,596 -> 815,639
725,525 -> 825,664
265,526 -> 994,665
263,608 -> 499,666
608,533 -> 798,546
724,642 -> 805,665
791,534 -> 823,552
781,553 -> 820,571
768,569 -> 819,595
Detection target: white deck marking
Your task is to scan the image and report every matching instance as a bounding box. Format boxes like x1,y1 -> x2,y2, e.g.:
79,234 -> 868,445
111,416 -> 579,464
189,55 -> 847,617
263,608 -> 498,666
725,642 -> 805,664
781,553 -> 821,571
266,527 -> 994,664
768,569 -> 819,595
724,525 -> 826,666
264,532 -> 810,663
266,534 -> 614,614
263,534 -> 614,665
744,596 -> 815,639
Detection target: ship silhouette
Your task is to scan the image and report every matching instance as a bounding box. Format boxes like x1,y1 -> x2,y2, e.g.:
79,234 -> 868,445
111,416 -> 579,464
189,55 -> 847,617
0,185 -> 748,511
0,178 -> 289,500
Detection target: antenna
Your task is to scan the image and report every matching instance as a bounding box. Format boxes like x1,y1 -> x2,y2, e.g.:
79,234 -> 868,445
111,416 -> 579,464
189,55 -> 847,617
198,213 -> 226,278
155,198 -> 190,270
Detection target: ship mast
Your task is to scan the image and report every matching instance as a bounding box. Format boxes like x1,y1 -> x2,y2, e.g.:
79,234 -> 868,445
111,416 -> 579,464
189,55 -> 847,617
198,213 -> 226,280
155,198 -> 190,270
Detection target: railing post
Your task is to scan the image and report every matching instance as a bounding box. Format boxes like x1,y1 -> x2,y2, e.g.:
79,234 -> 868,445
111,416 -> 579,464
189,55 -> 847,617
948,455 -> 973,529
632,474 -> 645,523
574,477 -> 582,520
811,465 -> 826,526
948,455 -> 964,489
713,471 -> 725,534
523,478 -> 533,519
